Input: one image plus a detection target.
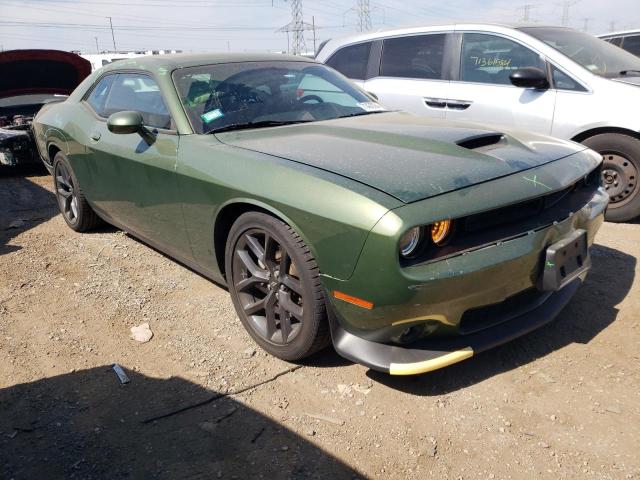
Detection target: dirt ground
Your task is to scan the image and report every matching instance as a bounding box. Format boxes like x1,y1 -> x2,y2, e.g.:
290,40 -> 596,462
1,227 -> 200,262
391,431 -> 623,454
1,169 -> 639,480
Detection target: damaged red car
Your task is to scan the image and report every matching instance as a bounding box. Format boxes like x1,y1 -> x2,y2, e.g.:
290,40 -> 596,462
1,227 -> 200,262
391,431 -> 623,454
0,49 -> 91,168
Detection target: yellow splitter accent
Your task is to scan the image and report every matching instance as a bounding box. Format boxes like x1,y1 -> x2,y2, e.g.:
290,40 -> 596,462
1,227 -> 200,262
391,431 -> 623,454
389,347 -> 474,375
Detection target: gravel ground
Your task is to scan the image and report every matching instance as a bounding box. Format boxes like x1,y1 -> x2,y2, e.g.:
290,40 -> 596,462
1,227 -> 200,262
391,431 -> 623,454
1,170 -> 639,480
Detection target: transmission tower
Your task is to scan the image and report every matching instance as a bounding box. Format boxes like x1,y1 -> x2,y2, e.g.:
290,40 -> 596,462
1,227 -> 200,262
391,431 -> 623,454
357,0 -> 373,31
560,0 -> 580,27
518,4 -> 538,22
277,0 -> 316,55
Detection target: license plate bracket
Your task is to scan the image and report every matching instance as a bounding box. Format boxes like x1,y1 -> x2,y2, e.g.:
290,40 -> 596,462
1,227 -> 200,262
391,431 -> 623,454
539,229 -> 590,291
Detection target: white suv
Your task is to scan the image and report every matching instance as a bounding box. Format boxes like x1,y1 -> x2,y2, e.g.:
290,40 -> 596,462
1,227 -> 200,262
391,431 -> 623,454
316,24 -> 640,222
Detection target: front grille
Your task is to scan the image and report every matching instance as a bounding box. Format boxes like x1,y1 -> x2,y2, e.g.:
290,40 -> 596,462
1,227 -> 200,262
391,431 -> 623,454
402,164 -> 602,267
459,288 -> 551,335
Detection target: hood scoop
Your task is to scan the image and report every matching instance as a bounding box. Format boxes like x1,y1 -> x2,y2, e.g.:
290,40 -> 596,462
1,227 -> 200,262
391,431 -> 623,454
456,133 -> 505,151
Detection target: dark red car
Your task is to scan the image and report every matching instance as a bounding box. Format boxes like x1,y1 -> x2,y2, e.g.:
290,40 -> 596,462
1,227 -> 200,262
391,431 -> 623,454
0,49 -> 91,168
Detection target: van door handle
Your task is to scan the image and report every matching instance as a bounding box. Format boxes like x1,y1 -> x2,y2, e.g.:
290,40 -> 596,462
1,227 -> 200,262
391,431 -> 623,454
446,100 -> 472,110
90,132 -> 101,141
424,97 -> 447,109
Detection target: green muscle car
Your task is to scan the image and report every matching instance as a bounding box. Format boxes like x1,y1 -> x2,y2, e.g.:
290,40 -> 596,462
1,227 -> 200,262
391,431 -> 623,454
33,54 -> 608,375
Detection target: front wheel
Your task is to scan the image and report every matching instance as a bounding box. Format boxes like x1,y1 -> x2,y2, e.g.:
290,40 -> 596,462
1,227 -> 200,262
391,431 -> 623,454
582,133 -> 640,222
225,212 -> 330,361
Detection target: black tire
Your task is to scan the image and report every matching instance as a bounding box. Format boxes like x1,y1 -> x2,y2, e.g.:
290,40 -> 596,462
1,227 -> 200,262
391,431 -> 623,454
225,212 -> 330,361
52,152 -> 101,232
582,133 -> 640,222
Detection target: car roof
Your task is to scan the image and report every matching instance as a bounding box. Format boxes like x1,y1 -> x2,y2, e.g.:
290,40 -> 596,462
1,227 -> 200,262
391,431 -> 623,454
318,22 -> 561,47
99,52 -> 316,75
598,29 -> 640,38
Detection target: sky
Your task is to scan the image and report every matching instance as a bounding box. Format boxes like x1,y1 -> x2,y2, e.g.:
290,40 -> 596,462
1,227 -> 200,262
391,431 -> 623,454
1,0 -> 639,54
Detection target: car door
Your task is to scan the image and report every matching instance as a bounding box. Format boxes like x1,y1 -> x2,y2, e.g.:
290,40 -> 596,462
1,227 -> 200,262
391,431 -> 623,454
362,32 -> 451,119
446,32 -> 556,134
81,72 -> 191,258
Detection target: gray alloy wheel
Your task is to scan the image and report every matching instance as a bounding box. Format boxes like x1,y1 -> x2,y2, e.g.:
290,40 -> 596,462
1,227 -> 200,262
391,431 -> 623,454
52,152 -> 102,232
225,212 -> 330,361
54,161 -> 79,226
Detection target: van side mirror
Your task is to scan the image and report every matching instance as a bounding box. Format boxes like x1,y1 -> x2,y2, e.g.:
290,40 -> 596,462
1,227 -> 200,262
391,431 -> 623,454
509,67 -> 549,89
107,111 -> 155,144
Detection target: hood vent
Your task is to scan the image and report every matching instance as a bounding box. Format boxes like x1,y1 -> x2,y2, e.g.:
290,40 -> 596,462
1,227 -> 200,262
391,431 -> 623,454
457,133 -> 505,151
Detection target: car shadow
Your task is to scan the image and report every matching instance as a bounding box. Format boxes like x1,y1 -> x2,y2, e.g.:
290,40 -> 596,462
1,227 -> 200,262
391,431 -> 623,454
0,366 -> 360,479
365,244 -> 635,395
0,167 -> 57,256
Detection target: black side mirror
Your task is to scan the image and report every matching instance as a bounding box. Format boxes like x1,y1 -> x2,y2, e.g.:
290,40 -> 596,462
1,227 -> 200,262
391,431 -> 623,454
107,111 -> 155,144
509,67 -> 549,89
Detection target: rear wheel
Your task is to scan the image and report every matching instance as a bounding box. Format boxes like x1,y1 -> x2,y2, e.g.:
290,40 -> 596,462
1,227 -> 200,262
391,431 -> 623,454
225,212 -> 330,361
582,133 -> 640,222
53,152 -> 101,232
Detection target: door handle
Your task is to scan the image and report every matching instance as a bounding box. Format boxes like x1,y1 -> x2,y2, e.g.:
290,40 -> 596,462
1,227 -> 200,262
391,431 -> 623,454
446,100 -> 473,110
424,97 -> 448,109
90,132 -> 101,141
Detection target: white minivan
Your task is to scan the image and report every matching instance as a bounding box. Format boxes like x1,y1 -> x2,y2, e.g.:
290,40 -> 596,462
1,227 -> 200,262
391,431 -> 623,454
316,24 -> 640,221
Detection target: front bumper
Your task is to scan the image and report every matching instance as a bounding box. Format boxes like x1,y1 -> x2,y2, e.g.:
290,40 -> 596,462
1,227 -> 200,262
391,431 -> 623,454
323,171 -> 607,374
330,278 -> 581,375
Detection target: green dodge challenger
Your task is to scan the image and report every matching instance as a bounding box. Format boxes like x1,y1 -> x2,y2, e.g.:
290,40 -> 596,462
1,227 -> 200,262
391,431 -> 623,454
33,54 -> 608,375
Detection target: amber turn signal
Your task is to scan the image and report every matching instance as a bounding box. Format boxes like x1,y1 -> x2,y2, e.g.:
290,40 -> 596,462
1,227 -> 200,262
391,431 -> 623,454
333,291 -> 374,310
431,219 -> 452,245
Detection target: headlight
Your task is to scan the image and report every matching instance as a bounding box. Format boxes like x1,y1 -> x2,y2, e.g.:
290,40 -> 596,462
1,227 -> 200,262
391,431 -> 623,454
430,220 -> 452,245
399,227 -> 423,257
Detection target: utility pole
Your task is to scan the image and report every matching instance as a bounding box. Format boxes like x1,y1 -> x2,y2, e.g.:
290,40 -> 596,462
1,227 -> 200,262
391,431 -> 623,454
95,36 -> 99,53
312,15 -> 316,53
609,20 -> 616,32
560,0 -> 580,27
108,16 -> 117,52
277,0 -> 315,55
582,17 -> 591,31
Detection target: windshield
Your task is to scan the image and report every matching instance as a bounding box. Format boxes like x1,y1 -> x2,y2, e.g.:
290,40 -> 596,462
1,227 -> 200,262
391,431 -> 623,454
521,27 -> 640,78
173,61 -> 386,134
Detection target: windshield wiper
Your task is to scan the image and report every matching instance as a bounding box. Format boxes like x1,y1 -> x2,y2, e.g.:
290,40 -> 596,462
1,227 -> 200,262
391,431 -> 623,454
208,119 -> 312,134
619,69 -> 640,76
336,110 -> 389,119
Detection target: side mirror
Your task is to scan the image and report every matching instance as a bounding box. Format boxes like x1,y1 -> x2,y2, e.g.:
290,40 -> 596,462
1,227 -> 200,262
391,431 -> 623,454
509,67 -> 549,89
107,111 -> 155,144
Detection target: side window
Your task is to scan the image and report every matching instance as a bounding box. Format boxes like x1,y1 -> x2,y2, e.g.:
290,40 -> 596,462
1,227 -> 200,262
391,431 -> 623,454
380,34 -> 446,80
622,35 -> 640,56
550,65 -> 586,92
325,42 -> 371,79
460,33 -> 544,85
103,73 -> 172,129
86,75 -> 115,117
607,37 -> 623,47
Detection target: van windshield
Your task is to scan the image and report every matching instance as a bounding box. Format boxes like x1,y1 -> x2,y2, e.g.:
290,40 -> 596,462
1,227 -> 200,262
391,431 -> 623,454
521,27 -> 640,78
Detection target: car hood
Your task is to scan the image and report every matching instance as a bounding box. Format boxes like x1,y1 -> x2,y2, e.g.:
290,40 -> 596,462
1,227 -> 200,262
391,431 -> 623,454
0,49 -> 91,99
216,112 -> 587,203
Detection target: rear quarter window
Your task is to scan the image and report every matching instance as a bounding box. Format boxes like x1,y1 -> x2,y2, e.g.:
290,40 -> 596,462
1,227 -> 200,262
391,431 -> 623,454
325,42 -> 372,79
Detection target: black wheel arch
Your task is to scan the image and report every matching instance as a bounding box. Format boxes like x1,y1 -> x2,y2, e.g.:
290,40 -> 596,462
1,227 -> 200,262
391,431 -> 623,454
572,126 -> 640,144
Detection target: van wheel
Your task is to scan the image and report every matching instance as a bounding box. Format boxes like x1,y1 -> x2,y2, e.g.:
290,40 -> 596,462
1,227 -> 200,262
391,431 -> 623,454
582,133 -> 640,222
